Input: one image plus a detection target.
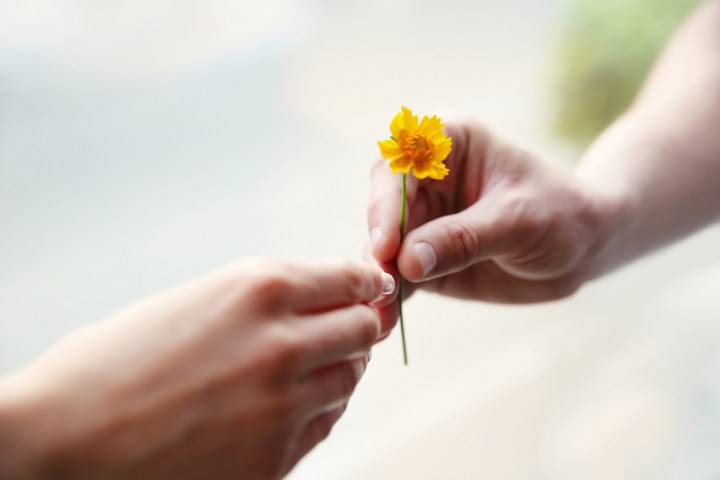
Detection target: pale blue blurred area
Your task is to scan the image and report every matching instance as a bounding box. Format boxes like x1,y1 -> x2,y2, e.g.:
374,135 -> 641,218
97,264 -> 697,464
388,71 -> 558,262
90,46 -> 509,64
1,1 -> 720,478
0,0 -> 351,368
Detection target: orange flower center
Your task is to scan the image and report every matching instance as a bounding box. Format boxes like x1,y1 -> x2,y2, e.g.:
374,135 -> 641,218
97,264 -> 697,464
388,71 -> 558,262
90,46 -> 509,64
399,132 -> 433,165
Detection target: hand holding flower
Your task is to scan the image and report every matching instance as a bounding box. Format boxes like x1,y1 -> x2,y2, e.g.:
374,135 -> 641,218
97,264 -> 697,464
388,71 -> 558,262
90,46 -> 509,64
368,116 -> 626,307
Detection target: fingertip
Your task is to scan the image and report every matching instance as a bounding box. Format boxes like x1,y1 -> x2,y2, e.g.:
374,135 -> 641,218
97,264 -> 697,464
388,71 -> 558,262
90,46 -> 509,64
290,259 -> 391,312
398,212 -> 484,282
414,241 -> 437,276
368,258 -> 400,307
381,272 -> 395,295
369,270 -> 395,304
397,241 -> 427,282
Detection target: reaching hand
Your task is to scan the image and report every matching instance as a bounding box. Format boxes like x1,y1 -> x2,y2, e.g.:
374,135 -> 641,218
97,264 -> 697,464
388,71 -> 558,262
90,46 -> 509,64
0,258 -> 394,480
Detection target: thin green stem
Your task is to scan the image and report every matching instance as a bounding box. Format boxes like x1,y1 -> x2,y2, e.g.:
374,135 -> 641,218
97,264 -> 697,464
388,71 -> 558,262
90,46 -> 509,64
398,173 -> 408,366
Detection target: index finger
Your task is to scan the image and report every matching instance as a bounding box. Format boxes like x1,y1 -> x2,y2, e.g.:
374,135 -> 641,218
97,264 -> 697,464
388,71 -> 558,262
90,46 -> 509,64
285,258 -> 395,314
367,158 -> 404,263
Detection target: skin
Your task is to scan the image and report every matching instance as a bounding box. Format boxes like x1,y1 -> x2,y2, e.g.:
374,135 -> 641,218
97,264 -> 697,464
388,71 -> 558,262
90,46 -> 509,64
1,2 -> 718,478
0,258 -> 394,479
368,0 -> 720,317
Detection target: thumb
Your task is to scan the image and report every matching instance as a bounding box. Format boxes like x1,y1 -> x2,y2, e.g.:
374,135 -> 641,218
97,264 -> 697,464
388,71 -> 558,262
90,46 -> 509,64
397,203 -> 515,282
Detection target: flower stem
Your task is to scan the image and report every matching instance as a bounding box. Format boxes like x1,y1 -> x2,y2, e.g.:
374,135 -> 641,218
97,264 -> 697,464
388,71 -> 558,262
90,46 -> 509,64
399,173 -> 408,366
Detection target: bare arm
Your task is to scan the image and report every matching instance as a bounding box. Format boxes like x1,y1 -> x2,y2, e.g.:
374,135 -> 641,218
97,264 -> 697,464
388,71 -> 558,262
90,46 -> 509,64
577,0 -> 720,274
367,1 -> 720,306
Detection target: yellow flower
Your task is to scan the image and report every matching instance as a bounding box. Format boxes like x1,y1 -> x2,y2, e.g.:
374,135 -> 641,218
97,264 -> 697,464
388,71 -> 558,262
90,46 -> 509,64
377,106 -> 452,180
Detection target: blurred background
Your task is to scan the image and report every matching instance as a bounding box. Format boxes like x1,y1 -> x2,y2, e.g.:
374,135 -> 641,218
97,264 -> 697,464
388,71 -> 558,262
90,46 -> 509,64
2,0 -> 719,478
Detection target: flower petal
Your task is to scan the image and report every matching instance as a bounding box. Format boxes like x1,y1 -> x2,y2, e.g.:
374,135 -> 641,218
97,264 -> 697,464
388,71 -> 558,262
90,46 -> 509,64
389,111 -> 404,139
432,137 -> 453,163
429,130 -> 448,142
413,161 -> 449,180
389,154 -> 413,174
411,166 -> 432,179
401,106 -> 418,132
428,163 -> 450,179
419,115 -> 444,137
378,139 -> 403,159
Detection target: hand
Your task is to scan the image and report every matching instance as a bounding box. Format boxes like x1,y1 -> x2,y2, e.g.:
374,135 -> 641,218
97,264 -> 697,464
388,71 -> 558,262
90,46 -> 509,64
367,116 -> 627,310
0,258 -> 394,479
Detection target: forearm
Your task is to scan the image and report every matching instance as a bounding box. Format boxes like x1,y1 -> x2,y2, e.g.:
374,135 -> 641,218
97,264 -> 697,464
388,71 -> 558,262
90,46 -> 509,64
576,0 -> 720,275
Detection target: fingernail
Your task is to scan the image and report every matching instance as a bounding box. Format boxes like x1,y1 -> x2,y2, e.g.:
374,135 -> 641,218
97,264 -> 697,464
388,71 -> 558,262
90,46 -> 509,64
414,242 -> 437,277
381,272 -> 395,294
370,227 -> 383,257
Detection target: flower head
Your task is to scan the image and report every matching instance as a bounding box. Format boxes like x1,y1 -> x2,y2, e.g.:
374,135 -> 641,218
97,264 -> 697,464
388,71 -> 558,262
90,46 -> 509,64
377,106 -> 452,180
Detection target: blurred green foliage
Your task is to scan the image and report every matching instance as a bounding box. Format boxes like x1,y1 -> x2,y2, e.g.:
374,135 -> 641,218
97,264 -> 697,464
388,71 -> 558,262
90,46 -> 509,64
552,0 -> 699,146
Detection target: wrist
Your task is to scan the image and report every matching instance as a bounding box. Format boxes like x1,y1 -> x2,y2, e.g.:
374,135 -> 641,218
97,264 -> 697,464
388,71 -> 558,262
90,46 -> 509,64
573,168 -> 638,281
0,372 -> 50,479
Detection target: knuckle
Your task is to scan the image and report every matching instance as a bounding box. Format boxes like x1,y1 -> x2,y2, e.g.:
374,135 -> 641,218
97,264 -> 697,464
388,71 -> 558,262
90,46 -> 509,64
340,263 -> 369,302
494,192 -> 547,242
244,265 -> 293,308
346,273 -> 366,302
509,215 -> 584,277
444,220 -> 481,267
266,327 -> 306,370
338,257 -> 360,271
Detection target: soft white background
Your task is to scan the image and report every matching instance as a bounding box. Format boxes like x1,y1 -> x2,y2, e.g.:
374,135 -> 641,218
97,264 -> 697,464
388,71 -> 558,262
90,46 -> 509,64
1,1 -> 719,478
